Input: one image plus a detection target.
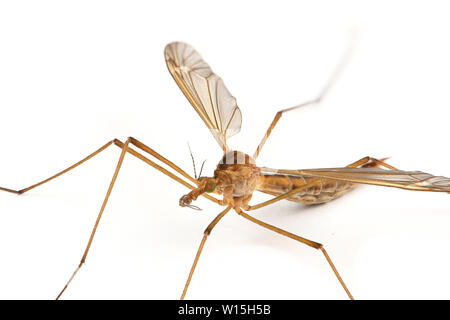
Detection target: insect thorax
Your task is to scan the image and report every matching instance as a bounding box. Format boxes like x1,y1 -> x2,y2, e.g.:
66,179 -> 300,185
215,151 -> 260,198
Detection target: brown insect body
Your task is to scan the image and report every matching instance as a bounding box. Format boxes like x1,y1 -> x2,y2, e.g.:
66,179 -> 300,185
257,159 -> 384,205
214,151 -> 355,207
181,152 -> 390,209
257,174 -> 355,205
183,153 -> 386,209
214,151 -> 261,209
180,151 -> 261,210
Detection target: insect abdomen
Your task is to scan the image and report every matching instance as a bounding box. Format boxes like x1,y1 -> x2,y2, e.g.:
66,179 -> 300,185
257,174 -> 356,205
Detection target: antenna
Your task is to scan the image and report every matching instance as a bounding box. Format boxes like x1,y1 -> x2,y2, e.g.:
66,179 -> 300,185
187,143 -> 197,180
198,160 -> 206,178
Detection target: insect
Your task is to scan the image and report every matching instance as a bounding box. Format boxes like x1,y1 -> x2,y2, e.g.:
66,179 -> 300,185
2,41 -> 450,300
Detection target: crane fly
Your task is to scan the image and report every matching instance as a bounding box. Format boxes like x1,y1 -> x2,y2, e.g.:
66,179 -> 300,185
2,41 -> 450,300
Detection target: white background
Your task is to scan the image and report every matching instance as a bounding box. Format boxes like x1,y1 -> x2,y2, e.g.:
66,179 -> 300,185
1,0 -> 450,300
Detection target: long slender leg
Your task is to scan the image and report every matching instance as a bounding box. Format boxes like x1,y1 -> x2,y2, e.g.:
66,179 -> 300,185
56,138 -> 132,299
237,209 -> 354,300
249,180 -> 323,211
253,38 -> 355,159
347,156 -> 373,168
0,137 -> 219,204
0,186 -> 20,194
128,137 -> 198,186
0,140 -> 117,194
347,156 -> 397,170
0,136 -> 220,298
115,139 -> 219,204
236,157 -> 394,297
55,138 -> 221,299
180,206 -> 232,300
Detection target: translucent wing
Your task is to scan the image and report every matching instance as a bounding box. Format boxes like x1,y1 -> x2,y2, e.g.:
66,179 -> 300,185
260,167 -> 450,193
164,42 -> 242,152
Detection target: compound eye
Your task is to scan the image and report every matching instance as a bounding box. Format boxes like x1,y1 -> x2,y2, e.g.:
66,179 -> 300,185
204,180 -> 216,193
